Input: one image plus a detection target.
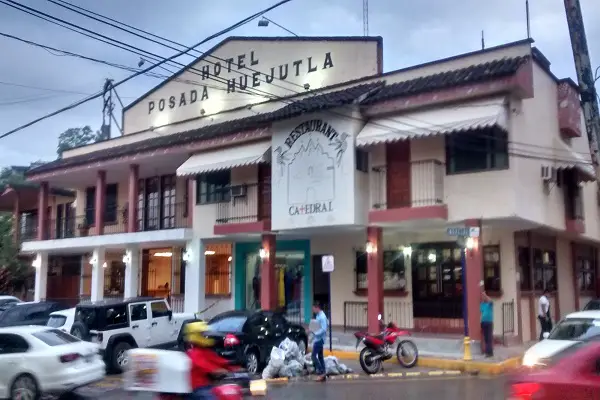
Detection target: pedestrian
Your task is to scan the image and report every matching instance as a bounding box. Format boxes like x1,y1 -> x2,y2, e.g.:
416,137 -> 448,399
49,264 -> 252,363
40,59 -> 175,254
538,289 -> 552,341
311,302 -> 328,382
480,291 -> 494,357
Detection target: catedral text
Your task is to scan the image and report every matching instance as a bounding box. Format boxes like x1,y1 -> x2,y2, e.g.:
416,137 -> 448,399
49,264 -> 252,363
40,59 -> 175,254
148,50 -> 334,114
288,202 -> 333,216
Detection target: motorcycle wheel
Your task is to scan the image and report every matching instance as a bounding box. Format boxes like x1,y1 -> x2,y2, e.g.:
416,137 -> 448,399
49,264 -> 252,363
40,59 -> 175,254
396,340 -> 419,368
359,347 -> 382,375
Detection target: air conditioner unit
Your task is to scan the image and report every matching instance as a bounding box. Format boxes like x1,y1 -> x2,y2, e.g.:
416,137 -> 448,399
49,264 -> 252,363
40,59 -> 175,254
541,165 -> 557,183
230,184 -> 247,198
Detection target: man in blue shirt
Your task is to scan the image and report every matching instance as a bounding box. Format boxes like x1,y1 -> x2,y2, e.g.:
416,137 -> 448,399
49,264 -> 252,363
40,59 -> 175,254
480,291 -> 494,357
311,302 -> 329,382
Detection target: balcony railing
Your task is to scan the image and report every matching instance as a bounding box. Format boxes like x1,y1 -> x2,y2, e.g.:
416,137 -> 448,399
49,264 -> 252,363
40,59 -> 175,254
21,202 -> 190,241
215,182 -> 271,224
371,159 -> 444,210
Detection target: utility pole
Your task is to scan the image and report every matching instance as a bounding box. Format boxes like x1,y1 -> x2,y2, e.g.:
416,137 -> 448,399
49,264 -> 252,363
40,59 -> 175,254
363,0 -> 369,36
564,0 -> 600,179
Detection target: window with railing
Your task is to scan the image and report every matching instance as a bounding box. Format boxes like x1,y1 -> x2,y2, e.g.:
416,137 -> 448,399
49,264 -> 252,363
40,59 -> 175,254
196,171 -> 231,204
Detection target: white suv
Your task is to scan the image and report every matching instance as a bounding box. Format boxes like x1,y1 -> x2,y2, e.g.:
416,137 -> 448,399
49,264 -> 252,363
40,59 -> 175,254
70,297 -> 197,373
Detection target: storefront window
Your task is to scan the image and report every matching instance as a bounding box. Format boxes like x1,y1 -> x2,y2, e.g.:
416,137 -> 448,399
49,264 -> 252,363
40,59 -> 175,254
104,261 -> 125,296
355,251 -> 406,292
483,246 -> 501,293
576,245 -> 597,294
533,249 -> 557,291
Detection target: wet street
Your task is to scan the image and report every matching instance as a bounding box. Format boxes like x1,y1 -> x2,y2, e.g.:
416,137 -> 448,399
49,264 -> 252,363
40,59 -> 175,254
94,374 -> 507,400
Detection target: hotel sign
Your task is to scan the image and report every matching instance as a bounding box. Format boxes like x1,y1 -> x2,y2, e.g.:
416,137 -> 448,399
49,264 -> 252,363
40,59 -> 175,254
147,50 -> 335,115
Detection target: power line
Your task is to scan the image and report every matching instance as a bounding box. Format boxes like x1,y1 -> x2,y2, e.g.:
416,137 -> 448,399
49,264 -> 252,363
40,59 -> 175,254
0,0 -> 294,140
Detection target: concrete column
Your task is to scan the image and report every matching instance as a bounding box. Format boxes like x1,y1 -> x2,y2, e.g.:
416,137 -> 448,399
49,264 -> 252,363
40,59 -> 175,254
123,247 -> 140,299
79,256 -> 85,296
37,182 -> 49,240
12,193 -> 20,244
33,252 -> 48,302
367,226 -> 384,333
95,171 -> 106,235
187,178 -> 194,226
260,234 -> 277,310
465,219 -> 483,341
128,165 -> 139,233
90,248 -> 106,302
184,239 -> 206,313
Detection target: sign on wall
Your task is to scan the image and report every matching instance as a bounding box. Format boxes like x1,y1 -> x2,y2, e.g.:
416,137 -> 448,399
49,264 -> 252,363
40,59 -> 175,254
271,117 -> 357,230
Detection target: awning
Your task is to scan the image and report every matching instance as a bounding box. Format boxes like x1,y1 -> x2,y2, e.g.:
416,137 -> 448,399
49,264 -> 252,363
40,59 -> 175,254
554,139 -> 596,181
176,141 -> 271,176
357,97 -> 509,147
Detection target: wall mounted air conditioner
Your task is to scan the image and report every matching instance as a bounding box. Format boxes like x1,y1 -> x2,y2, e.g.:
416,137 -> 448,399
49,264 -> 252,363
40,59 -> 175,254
541,165 -> 557,183
230,184 -> 247,198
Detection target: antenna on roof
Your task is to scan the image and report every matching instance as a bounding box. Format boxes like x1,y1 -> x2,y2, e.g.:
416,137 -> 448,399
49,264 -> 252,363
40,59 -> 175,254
481,30 -> 485,50
526,0 -> 531,39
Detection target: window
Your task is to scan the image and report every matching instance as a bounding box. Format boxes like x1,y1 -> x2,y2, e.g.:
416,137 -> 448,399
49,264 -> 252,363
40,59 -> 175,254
533,249 -> 557,291
47,315 -> 67,328
355,250 -> 406,292
446,128 -> 508,174
483,246 -> 501,293
0,334 -> 29,354
32,329 -> 80,346
150,301 -> 170,318
129,304 -> 148,321
84,184 -> 119,225
161,175 -> 176,229
205,254 -> 231,296
196,171 -> 231,204
105,305 -> 128,326
576,245 -> 597,294
548,318 -> 600,341
518,247 -> 532,291
355,149 -> 369,173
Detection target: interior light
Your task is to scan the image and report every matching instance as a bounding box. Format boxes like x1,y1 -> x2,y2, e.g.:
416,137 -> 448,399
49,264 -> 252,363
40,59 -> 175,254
102,262 -> 108,269
427,253 -> 437,263
153,252 -> 173,257
205,250 -> 216,255
228,256 -> 232,262
402,246 -> 412,257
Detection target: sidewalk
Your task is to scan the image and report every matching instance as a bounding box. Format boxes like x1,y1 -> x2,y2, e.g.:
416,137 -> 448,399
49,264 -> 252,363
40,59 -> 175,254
314,329 -> 530,375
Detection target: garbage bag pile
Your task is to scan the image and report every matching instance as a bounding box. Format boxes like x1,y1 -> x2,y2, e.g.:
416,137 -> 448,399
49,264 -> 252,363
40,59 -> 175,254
261,338 -> 352,379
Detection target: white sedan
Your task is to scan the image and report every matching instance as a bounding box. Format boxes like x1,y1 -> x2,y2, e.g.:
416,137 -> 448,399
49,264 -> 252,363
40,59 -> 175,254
522,310 -> 600,367
0,325 -> 106,399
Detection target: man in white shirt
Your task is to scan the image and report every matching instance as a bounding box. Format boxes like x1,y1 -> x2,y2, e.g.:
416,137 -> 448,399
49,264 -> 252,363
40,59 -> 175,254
538,289 -> 552,341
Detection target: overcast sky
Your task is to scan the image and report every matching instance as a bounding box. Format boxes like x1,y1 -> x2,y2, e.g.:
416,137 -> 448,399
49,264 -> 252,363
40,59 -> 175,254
0,0 -> 598,167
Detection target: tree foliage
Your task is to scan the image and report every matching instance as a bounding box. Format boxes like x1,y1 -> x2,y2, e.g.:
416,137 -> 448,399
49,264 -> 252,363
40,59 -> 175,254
57,125 -> 108,157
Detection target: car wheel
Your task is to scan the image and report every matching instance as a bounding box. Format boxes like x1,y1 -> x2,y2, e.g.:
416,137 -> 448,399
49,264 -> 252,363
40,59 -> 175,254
111,341 -> 132,374
10,374 -> 39,400
245,350 -> 259,375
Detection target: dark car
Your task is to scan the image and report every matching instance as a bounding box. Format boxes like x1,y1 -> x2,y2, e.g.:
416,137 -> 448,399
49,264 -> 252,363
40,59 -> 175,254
583,298 -> 600,311
0,301 -> 69,327
201,310 -> 308,375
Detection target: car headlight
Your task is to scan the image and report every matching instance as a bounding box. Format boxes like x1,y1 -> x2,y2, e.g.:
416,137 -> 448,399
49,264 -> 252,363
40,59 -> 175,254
522,352 -> 538,367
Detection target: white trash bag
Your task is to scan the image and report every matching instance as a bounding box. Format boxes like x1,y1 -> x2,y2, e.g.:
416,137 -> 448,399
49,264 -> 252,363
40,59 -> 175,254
262,347 -> 286,379
278,337 -> 302,364
279,360 -> 304,378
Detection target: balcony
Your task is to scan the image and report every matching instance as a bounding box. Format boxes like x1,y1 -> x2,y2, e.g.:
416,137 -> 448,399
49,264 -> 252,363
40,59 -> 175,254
214,182 -> 271,235
369,159 -> 448,224
21,202 -> 191,241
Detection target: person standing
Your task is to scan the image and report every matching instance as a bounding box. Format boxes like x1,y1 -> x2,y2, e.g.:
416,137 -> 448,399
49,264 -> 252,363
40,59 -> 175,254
480,291 -> 494,357
311,302 -> 328,382
538,289 -> 552,340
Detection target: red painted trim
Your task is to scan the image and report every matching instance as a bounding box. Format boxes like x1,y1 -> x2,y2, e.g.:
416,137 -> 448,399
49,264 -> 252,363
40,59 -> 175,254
37,182 -> 49,241
354,289 -> 408,298
261,234 -> 277,310
368,205 -> 447,224
95,171 -> 106,236
213,220 -> 271,236
27,129 -> 270,181
127,164 -> 139,233
367,226 -> 384,333
571,241 -> 580,310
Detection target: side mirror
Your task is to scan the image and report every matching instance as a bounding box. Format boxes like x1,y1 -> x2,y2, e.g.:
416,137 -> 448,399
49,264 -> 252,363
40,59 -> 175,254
542,332 -> 550,339
167,310 -> 173,321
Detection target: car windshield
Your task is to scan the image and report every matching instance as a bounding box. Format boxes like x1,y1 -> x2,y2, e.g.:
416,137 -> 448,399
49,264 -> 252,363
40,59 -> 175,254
548,318 -> 600,341
583,301 -> 600,311
32,329 -> 80,346
207,316 -> 247,332
47,315 -> 67,328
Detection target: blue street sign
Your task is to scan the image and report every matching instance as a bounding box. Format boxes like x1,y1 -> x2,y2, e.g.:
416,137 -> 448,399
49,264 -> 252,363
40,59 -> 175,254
447,227 -> 470,236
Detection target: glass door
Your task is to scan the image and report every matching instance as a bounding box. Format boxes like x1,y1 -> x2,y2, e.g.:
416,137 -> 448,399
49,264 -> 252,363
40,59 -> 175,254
145,177 -> 160,230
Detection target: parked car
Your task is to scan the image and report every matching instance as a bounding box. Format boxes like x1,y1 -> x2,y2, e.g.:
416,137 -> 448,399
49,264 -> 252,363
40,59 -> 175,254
47,308 -> 76,335
523,310 -> 600,366
70,297 -> 197,373
201,310 -> 308,374
0,301 -> 69,328
0,325 -> 105,399
583,298 -> 600,311
0,296 -> 21,309
508,338 -> 600,399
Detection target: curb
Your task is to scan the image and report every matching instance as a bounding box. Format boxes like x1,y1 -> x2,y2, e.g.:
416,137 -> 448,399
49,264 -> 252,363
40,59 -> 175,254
265,369 -> 463,384
321,349 -> 523,376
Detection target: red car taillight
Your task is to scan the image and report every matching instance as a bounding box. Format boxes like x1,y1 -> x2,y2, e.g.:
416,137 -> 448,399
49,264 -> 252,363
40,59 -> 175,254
224,334 -> 240,347
60,353 -> 81,363
510,382 -> 541,399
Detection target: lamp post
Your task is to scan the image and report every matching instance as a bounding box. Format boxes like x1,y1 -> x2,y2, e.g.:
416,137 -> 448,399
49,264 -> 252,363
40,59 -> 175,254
257,16 -> 299,37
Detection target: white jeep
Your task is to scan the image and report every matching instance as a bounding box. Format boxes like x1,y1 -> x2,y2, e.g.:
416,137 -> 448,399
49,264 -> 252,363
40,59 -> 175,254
69,297 -> 198,373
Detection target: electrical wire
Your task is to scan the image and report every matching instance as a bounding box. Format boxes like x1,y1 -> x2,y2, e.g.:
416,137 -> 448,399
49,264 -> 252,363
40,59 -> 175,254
0,0 -> 294,140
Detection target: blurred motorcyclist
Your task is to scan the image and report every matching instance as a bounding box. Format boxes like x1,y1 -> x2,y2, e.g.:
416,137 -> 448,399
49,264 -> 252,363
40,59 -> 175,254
184,321 -> 231,400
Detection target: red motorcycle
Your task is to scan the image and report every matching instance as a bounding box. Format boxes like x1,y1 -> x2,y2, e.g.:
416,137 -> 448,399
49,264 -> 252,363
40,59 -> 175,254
354,315 -> 418,374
